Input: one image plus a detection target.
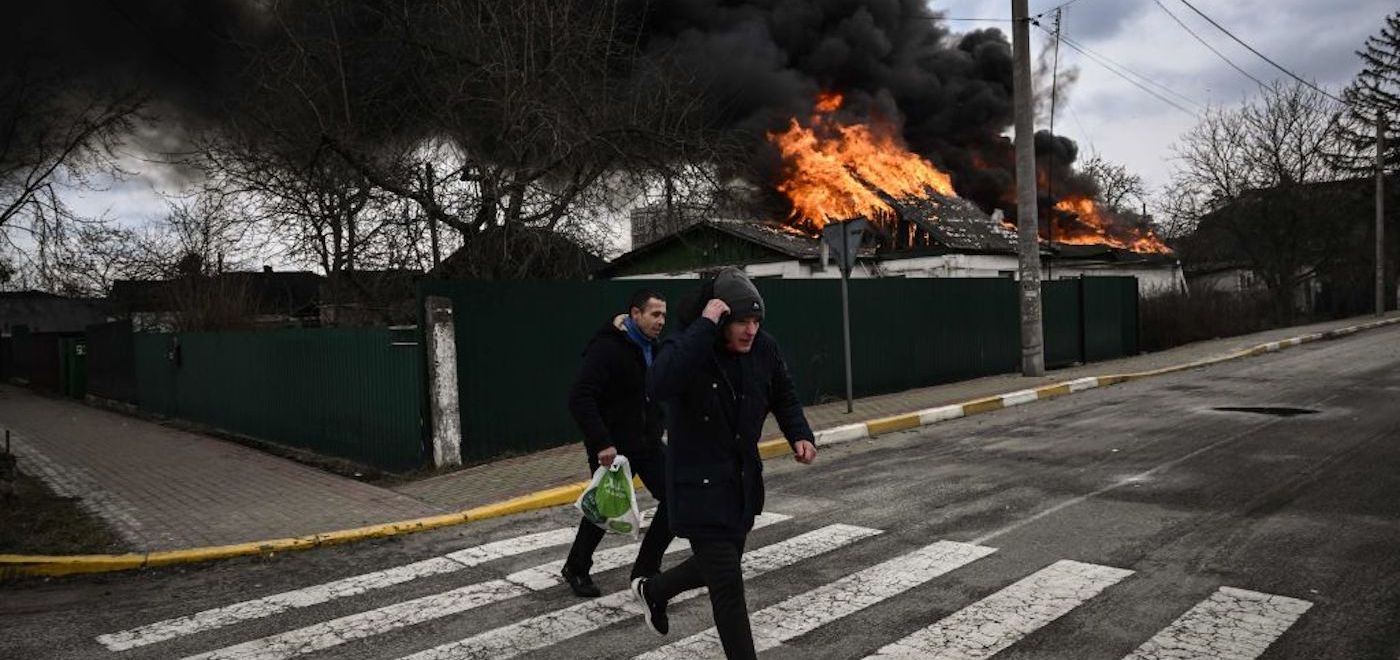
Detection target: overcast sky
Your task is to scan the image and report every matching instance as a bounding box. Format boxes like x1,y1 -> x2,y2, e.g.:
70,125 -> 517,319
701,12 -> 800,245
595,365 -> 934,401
957,0 -> 1393,194
66,0 -> 1395,235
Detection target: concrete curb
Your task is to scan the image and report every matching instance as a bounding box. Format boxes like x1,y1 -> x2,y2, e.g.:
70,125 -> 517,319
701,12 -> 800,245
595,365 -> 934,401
5,315 -> 1397,578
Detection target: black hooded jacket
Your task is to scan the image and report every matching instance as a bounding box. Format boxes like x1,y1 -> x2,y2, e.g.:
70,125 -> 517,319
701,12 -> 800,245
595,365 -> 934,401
649,313 -> 814,540
567,314 -> 664,459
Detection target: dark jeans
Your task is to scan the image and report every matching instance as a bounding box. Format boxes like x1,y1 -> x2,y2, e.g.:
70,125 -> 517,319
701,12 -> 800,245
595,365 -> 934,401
564,449 -> 672,580
650,536 -> 754,660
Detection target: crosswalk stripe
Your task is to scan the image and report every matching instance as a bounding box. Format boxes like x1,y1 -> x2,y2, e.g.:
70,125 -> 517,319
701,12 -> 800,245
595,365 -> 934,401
636,540 -> 998,660
1122,586 -> 1312,660
177,512 -> 791,660
97,527 -> 578,652
867,559 -> 1133,659
395,524 -> 883,660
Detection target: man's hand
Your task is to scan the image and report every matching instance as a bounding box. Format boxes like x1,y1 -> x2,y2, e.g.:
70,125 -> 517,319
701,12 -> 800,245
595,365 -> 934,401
597,446 -> 617,467
702,298 -> 730,323
792,440 -> 816,464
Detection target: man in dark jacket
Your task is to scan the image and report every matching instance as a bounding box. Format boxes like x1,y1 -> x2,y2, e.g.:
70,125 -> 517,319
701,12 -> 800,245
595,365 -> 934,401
563,288 -> 672,597
632,269 -> 817,659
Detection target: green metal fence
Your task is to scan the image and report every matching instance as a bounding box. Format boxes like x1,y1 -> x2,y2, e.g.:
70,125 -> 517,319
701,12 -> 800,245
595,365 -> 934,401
131,327 -> 425,470
421,276 -> 1139,464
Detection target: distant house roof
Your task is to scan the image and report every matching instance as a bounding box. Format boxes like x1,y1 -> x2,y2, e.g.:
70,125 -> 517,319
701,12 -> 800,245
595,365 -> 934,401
110,271 -> 325,317
0,292 -> 110,335
430,226 -> 607,280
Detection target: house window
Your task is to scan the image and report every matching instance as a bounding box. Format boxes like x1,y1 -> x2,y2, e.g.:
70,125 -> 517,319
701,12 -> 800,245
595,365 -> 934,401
998,270 -> 1016,279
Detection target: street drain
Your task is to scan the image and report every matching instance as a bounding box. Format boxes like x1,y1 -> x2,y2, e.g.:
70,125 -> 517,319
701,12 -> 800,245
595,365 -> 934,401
1211,406 -> 1320,417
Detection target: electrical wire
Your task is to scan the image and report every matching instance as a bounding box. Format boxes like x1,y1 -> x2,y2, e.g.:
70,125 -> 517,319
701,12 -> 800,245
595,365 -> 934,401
1151,0 -> 1268,89
1174,0 -> 1346,104
1037,23 -> 1199,116
1033,0 -> 1089,21
1054,30 -> 1203,110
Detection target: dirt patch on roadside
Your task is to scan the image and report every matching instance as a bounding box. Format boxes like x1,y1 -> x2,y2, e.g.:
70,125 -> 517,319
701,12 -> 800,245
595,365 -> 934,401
0,467 -> 128,555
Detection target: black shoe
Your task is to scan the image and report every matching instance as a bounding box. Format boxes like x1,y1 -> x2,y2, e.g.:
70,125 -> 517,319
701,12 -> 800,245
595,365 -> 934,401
631,576 -> 669,636
561,565 -> 601,598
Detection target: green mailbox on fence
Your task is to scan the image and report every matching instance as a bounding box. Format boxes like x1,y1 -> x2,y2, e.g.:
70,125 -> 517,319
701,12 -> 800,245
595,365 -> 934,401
59,337 -> 86,399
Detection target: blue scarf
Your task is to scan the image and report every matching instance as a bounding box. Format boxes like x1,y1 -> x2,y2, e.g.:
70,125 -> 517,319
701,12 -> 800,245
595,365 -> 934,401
622,316 -> 655,366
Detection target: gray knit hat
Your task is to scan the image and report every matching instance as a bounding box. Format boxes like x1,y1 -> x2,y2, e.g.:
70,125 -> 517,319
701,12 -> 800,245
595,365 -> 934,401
713,267 -> 764,321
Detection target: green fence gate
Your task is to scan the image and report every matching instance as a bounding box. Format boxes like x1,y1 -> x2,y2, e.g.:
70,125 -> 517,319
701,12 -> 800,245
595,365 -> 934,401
132,327 -> 425,471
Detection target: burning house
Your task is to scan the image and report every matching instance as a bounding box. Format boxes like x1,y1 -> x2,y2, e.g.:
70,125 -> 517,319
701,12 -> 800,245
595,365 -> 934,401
602,93 -> 1183,295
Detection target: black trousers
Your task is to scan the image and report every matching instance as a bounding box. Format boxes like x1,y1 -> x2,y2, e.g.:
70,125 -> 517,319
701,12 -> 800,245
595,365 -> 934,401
650,536 -> 755,660
564,449 -> 673,580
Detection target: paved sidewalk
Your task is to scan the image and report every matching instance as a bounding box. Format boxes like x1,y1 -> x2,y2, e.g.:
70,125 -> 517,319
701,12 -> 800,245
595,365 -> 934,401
3,312 -> 1396,554
392,312 -> 1400,510
0,386 -> 442,552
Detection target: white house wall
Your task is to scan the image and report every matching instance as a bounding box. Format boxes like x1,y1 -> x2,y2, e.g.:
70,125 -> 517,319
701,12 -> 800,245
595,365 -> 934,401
613,254 -> 1185,298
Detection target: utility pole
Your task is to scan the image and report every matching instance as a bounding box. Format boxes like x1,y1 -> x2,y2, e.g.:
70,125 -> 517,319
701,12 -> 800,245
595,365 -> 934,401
1012,0 -> 1045,376
1378,114 -> 1387,316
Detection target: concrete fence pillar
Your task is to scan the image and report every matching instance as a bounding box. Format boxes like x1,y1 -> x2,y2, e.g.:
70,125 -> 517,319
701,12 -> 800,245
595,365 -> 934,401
424,296 -> 462,468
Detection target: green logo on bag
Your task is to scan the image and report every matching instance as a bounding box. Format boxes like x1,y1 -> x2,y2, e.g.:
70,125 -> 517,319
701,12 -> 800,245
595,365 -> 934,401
594,470 -> 632,518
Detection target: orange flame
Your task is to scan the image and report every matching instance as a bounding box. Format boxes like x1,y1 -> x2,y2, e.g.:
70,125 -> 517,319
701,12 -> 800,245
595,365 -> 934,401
769,92 -> 957,231
1053,196 -> 1172,255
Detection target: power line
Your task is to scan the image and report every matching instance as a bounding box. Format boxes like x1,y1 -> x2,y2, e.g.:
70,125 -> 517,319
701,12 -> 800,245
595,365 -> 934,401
1033,0 -> 1089,21
1152,0 -> 1268,89
1036,23 -> 1198,116
1054,30 -> 1203,110
1174,0 -> 1346,104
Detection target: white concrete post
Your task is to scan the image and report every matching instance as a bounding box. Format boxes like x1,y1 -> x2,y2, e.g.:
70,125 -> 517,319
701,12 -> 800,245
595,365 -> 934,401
425,295 -> 462,468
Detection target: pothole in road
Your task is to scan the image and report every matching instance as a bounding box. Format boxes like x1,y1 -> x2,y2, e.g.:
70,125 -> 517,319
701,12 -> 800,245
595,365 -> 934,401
1211,406 -> 1321,417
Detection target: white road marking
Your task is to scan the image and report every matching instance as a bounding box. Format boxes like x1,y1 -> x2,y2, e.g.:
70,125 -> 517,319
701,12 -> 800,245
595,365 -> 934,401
1067,377 -> 1101,392
637,540 -> 998,660
868,559 -> 1132,658
176,512 -> 789,660
396,524 -> 882,660
1123,586 -> 1312,660
503,512 -> 789,590
98,527 -> 579,651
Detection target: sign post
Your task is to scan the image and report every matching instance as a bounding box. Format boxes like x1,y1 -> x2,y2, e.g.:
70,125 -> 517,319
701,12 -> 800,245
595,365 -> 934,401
823,219 -> 867,414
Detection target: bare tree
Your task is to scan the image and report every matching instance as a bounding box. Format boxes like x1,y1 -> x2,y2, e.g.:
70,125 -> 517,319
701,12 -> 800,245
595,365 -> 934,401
209,0 -> 731,277
1078,154 -> 1146,215
0,64 -> 143,237
1170,81 -> 1353,320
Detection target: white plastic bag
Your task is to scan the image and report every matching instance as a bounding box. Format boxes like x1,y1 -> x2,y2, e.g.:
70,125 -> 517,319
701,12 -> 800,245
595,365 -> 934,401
574,454 -> 643,538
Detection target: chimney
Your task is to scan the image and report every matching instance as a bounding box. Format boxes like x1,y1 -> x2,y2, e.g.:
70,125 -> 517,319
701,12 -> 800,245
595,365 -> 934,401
262,265 -> 273,273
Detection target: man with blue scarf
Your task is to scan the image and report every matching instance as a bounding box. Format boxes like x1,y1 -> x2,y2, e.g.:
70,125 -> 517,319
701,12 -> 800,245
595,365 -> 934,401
563,288 -> 670,596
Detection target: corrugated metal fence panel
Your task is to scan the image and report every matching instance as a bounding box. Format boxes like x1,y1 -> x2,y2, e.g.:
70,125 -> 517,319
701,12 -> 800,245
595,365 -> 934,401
1041,280 -> 1083,368
421,277 -> 1134,463
1083,276 -> 1139,361
133,333 -> 178,415
86,320 -> 136,403
131,328 -> 424,470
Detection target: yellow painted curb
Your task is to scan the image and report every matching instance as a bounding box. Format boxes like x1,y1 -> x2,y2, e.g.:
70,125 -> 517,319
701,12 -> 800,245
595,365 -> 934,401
758,438 -> 794,459
865,413 -> 922,435
1035,383 -> 1073,399
962,397 -> 1006,415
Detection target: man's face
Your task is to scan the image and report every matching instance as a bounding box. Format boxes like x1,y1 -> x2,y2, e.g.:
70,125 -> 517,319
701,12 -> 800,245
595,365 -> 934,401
723,315 -> 760,353
630,298 -> 667,339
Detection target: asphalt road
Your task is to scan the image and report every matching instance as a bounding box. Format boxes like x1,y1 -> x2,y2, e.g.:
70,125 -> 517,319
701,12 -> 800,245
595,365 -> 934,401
4,324 -> 1399,660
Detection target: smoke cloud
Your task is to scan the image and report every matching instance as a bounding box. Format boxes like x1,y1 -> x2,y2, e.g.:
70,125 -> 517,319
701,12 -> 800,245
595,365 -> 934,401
9,0 -> 1104,226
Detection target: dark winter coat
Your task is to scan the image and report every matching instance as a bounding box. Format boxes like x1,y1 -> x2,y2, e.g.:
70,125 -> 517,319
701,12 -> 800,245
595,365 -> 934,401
567,314 -> 664,459
649,317 -> 814,540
